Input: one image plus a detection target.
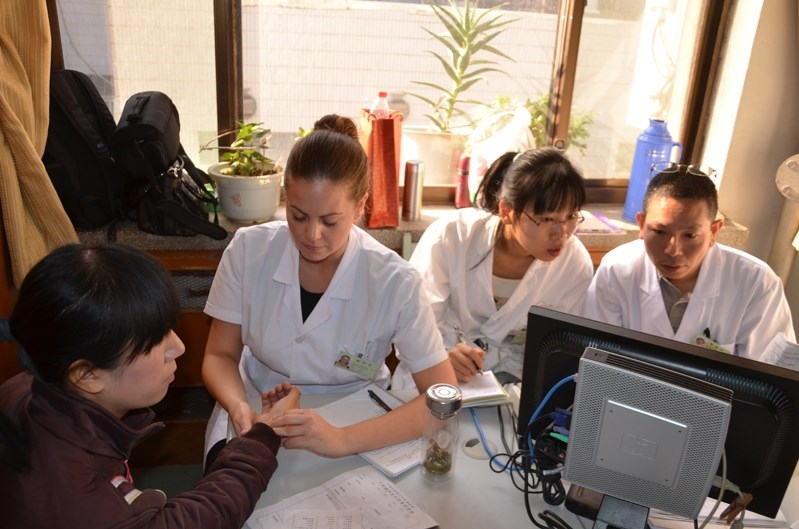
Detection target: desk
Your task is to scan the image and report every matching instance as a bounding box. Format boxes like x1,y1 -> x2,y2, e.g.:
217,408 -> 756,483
244,394 -> 797,529
246,394 -> 583,529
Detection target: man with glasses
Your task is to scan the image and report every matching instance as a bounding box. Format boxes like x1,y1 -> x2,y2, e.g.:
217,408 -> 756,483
581,163 -> 795,361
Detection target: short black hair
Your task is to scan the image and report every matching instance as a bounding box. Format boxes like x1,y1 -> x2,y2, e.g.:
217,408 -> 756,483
643,169 -> 718,221
9,243 -> 180,385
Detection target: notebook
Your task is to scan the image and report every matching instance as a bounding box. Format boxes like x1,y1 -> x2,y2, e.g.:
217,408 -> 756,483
459,369 -> 510,407
315,384 -> 422,478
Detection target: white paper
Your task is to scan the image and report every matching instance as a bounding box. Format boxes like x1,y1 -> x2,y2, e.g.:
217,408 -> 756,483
314,385 -> 422,477
248,466 -> 437,529
649,496 -> 789,528
761,332 -> 799,371
459,369 -> 510,407
283,509 -> 362,529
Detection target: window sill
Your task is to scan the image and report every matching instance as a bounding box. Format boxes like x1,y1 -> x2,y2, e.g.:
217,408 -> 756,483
75,204 -> 749,257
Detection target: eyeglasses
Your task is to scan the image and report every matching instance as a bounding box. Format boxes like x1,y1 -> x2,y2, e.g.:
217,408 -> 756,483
650,162 -> 717,179
521,211 -> 585,232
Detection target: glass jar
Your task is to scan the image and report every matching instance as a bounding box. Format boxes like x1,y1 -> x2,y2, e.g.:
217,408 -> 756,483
421,383 -> 462,481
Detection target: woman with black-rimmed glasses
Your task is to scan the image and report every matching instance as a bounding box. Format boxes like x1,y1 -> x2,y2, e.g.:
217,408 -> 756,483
393,147 -> 594,388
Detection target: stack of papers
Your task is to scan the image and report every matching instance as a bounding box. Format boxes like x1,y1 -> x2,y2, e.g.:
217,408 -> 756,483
247,466 -> 437,529
459,370 -> 510,407
577,210 -> 622,234
649,497 -> 789,529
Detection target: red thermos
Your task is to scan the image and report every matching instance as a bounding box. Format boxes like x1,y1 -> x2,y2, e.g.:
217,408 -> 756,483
455,155 -> 471,208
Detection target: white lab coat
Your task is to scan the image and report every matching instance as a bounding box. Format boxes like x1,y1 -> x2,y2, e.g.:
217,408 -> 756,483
393,208 -> 594,386
203,222 -> 448,452
581,239 -> 795,361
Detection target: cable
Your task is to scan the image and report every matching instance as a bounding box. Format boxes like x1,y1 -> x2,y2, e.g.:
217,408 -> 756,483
527,374 -> 576,456
698,449 -> 727,529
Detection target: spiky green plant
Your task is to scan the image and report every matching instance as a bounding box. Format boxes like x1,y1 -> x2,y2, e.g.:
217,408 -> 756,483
410,0 -> 517,133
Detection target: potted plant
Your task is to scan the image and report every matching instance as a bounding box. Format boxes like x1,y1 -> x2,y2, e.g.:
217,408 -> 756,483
201,121 -> 283,223
467,94 -> 594,156
403,0 -> 517,185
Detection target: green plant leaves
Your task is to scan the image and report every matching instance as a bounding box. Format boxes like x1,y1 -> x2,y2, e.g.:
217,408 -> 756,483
408,0 -> 517,133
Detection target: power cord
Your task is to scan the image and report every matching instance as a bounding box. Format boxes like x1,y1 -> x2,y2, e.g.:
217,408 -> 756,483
470,375 -> 577,527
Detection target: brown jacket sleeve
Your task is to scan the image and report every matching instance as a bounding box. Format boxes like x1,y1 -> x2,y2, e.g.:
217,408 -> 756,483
121,423 -> 281,529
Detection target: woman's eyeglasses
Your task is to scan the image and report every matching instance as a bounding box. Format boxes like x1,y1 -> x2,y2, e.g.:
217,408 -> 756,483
521,211 -> 585,233
650,162 -> 717,179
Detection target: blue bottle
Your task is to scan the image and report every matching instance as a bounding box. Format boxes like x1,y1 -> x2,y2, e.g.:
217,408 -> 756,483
622,119 -> 682,222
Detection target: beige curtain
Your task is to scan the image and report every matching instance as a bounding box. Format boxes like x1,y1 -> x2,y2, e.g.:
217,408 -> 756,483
0,0 -> 78,288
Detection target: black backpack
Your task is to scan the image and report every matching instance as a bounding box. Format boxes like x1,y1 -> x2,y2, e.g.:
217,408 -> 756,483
42,71 -> 227,240
42,69 -> 129,229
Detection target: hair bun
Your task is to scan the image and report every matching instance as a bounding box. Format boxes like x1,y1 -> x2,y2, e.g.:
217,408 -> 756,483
312,114 -> 359,142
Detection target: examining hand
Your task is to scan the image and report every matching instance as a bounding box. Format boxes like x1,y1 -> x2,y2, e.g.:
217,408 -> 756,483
269,409 -> 349,457
448,342 -> 485,383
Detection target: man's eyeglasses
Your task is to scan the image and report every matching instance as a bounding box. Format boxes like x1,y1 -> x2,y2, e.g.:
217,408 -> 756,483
650,162 -> 717,179
521,211 -> 585,232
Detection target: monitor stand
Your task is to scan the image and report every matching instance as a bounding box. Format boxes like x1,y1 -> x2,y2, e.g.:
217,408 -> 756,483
593,495 -> 650,529
565,485 -> 652,529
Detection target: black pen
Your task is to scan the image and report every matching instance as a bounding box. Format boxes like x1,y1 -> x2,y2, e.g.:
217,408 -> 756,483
455,326 -> 484,375
368,389 -> 393,413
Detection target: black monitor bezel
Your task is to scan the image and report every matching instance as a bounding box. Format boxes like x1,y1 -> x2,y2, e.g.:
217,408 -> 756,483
518,306 -> 799,518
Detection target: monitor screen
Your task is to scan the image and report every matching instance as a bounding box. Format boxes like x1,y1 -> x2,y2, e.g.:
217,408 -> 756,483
518,306 -> 799,518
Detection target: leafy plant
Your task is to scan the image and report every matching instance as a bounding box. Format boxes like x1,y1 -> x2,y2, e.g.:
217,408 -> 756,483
469,95 -> 594,155
200,121 -> 280,176
409,0 -> 517,133
524,93 -> 593,155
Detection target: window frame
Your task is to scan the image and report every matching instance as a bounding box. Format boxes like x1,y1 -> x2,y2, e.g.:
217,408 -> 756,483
46,0 -> 731,204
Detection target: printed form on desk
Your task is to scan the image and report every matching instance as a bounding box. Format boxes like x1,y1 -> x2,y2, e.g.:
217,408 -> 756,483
246,466 -> 437,529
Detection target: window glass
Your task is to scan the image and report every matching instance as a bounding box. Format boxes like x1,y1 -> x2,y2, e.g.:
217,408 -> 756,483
242,0 -> 560,179
55,0 -> 217,164
572,0 -> 704,179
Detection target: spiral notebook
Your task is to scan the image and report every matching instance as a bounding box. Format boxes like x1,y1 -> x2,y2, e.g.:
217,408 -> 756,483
459,369 -> 511,407
315,384 -> 422,478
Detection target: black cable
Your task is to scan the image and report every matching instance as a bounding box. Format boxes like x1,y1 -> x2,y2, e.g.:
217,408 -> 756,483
497,404 -> 513,454
533,428 -> 567,505
532,510 -> 576,529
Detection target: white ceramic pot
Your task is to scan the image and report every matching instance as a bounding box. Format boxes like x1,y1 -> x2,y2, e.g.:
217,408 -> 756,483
208,162 -> 283,223
401,128 -> 467,186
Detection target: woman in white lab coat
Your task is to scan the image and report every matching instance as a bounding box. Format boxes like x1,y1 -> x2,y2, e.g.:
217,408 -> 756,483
394,148 -> 594,387
202,115 -> 456,464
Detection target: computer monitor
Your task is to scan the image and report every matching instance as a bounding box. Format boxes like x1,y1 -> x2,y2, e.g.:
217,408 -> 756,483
517,306 -> 799,519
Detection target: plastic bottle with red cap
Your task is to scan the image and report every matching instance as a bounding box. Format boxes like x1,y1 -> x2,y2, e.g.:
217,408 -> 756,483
370,91 -> 390,118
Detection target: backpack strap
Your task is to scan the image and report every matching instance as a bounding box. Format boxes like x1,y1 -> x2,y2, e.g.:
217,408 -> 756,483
49,71 -> 120,195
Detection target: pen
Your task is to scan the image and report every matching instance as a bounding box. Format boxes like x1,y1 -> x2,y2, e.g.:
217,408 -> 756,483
455,326 -> 484,375
368,389 -> 393,413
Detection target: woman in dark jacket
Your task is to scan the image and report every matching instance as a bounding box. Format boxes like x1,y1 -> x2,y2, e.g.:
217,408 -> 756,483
0,242 -> 299,529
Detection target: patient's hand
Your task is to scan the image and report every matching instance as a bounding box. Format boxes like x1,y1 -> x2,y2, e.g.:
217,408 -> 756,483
256,381 -> 301,426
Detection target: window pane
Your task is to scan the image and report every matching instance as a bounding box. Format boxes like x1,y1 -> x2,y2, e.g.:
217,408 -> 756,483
55,0 -> 217,164
243,0 -> 560,181
571,0 -> 705,179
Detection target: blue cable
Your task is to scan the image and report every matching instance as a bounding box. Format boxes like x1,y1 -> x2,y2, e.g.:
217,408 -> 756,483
526,374 -> 575,457
469,407 -> 523,475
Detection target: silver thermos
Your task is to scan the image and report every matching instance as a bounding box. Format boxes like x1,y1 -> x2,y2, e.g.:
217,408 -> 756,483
402,160 -> 424,221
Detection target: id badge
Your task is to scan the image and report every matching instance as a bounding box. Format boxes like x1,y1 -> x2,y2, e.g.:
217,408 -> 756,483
692,334 -> 731,354
334,346 -> 380,378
